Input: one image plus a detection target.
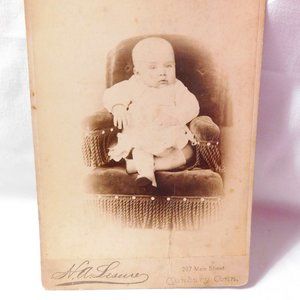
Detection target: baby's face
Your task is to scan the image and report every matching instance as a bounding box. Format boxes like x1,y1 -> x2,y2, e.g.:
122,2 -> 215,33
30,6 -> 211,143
134,47 -> 176,88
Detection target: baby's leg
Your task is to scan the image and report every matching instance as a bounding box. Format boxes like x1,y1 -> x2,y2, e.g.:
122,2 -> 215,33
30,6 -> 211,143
131,148 -> 157,187
154,144 -> 194,171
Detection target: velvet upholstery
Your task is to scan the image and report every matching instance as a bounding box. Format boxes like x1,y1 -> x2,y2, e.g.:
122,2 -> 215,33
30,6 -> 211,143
86,167 -> 223,197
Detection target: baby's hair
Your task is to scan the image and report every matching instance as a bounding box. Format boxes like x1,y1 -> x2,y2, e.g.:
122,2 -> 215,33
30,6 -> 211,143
132,37 -> 175,66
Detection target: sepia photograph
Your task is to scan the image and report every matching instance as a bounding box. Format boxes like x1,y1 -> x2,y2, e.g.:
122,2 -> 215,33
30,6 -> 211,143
82,35 -> 226,230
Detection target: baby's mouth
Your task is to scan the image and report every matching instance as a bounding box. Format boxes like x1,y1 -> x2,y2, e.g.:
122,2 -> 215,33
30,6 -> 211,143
158,79 -> 168,85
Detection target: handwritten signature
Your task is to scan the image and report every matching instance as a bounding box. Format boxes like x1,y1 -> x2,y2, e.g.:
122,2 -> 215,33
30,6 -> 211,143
51,260 -> 149,286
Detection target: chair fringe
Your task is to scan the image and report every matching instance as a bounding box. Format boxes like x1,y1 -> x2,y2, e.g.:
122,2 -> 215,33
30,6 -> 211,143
82,128 -> 118,167
91,195 -> 222,231
188,141 -> 224,174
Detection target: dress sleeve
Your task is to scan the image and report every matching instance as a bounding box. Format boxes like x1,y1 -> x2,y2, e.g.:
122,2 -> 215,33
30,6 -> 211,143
174,80 -> 200,124
102,79 -> 133,113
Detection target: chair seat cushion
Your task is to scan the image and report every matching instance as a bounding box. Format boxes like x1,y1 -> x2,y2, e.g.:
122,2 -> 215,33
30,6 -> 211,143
85,166 -> 223,196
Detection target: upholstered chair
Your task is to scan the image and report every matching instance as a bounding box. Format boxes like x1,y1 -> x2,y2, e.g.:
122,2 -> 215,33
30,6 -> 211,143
82,35 -> 225,230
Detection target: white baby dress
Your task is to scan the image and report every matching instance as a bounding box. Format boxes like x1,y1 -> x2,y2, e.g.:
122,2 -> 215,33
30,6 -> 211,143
102,75 -> 199,161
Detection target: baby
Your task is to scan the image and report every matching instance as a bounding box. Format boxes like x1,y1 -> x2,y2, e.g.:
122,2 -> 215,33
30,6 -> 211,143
103,37 -> 200,187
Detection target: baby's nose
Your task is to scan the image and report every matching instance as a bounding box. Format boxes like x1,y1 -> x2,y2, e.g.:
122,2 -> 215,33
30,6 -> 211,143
159,68 -> 167,76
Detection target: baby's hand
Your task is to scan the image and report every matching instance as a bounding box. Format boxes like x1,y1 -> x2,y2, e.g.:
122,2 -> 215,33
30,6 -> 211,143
112,104 -> 129,129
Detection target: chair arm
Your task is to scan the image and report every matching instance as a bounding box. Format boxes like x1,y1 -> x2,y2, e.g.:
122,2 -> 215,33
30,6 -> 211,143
82,108 -> 114,131
189,116 -> 220,142
189,116 -> 224,174
82,109 -> 117,168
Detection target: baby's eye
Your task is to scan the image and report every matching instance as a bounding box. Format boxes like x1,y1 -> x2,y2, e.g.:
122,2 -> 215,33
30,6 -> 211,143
165,64 -> 174,68
148,65 -> 157,70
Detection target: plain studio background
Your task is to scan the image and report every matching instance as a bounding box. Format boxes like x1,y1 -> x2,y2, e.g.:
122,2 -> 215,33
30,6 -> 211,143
0,0 -> 299,299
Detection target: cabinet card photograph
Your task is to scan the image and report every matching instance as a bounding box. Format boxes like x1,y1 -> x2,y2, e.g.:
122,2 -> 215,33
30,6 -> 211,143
25,0 -> 266,289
